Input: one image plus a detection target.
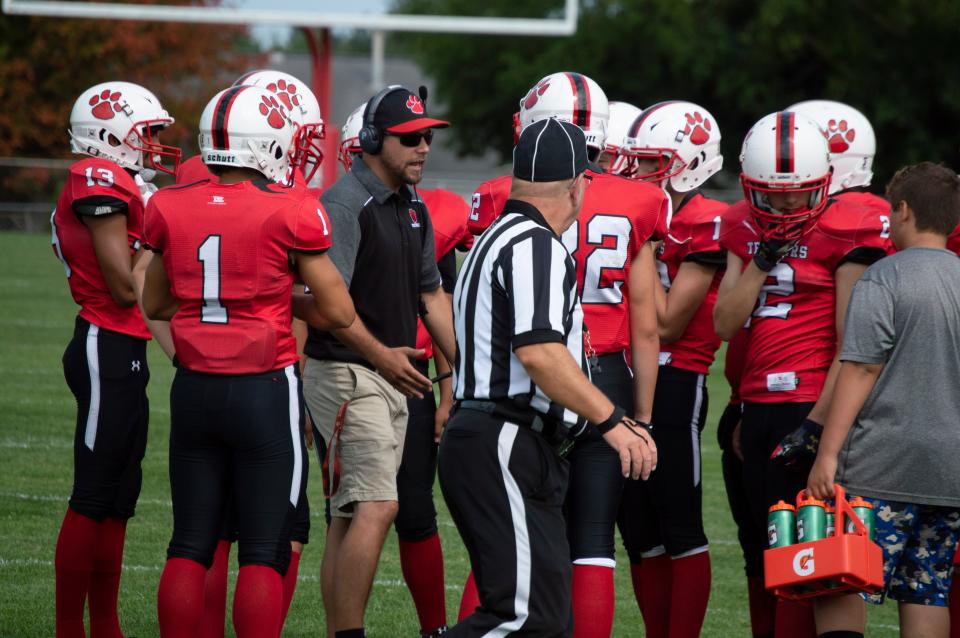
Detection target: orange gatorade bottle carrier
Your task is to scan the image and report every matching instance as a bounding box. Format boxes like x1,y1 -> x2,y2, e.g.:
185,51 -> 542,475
763,484 -> 883,600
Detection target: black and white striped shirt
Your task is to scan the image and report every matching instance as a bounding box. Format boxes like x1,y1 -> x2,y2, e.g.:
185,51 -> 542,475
453,199 -> 588,433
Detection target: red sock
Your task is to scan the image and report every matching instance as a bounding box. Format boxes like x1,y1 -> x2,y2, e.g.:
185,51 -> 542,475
629,563 -> 643,609
399,534 -> 447,633
458,571 -> 480,622
278,549 -> 301,636
571,563 -> 614,638
200,540 -> 232,638
669,551 -> 711,638
55,507 -> 99,638
638,552 -> 671,638
88,518 -> 127,638
774,600 -> 816,638
232,565 -> 281,638
951,563 -> 960,638
158,557 -> 207,637
747,575 -> 776,637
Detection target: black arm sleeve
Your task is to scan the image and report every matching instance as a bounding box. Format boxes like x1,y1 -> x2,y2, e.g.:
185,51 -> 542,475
684,250 -> 726,267
839,246 -> 887,267
72,196 -> 128,217
438,249 -> 457,293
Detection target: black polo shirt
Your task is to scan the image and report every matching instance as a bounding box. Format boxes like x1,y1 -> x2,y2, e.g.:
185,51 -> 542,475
305,158 -> 442,366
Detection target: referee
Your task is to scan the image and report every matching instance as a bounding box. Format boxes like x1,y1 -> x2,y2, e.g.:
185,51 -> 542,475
440,118 -> 658,637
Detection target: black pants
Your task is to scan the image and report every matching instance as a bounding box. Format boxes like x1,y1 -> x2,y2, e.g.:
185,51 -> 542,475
565,352 -> 630,564
717,402 -> 766,577
440,408 -> 572,637
166,365 -> 306,574
62,316 -> 149,521
396,359 -> 440,541
620,366 -> 709,560
740,401 -> 815,558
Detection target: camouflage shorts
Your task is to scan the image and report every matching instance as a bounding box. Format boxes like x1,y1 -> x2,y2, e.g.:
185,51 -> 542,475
860,497 -> 960,607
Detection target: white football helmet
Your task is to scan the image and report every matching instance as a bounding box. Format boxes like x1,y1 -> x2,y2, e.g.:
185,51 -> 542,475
625,101 -> 723,192
518,72 -> 610,157
602,101 -> 642,176
787,100 -> 875,194
198,85 -> 297,183
740,111 -> 832,240
234,70 -> 325,183
69,81 -> 181,176
338,103 -> 365,172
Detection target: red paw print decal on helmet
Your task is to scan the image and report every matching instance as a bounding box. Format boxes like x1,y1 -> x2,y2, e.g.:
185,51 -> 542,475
682,111 -> 712,145
266,79 -> 301,112
523,80 -> 551,110
406,95 -> 424,115
89,89 -> 125,120
259,95 -> 288,129
825,119 -> 855,153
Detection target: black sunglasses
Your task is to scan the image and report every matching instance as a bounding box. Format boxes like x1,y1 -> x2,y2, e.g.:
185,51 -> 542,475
387,129 -> 434,147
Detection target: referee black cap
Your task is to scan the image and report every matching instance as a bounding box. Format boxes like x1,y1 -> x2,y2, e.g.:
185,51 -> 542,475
513,118 -> 588,183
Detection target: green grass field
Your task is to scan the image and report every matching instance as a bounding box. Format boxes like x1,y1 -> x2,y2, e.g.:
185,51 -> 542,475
0,231 -> 901,636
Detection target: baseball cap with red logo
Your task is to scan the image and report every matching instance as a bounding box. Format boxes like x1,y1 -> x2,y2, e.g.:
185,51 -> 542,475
370,85 -> 450,134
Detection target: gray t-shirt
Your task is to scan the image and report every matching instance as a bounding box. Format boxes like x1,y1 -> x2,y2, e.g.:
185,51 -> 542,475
837,247 -> 960,507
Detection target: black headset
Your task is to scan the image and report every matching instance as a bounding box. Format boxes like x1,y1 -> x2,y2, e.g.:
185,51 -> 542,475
358,86 -> 404,155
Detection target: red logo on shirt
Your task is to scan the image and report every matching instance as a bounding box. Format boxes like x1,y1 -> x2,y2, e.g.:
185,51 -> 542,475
406,95 -> 424,115
408,208 -> 421,228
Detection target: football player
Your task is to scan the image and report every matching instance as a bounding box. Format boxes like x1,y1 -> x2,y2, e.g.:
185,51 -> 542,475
618,101 -> 726,637
52,80 -> 180,638
462,72 -> 669,638
714,111 -> 891,637
147,84 -> 354,637
191,69 -> 327,638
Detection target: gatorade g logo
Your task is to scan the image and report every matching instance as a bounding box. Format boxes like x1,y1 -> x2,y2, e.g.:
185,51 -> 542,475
792,548 -> 815,576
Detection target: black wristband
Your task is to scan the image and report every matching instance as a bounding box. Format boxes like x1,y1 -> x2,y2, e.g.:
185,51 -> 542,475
594,405 -> 627,434
752,250 -> 777,272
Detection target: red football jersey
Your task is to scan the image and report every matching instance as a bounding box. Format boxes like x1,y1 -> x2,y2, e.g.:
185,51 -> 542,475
52,158 -> 151,339
562,170 -> 669,355
720,198 -> 893,403
948,222 -> 960,255
175,155 -> 215,185
834,190 -> 890,217
145,180 -> 332,374
468,174 -> 511,236
415,188 -> 474,359
724,329 -> 749,405
656,192 -> 728,374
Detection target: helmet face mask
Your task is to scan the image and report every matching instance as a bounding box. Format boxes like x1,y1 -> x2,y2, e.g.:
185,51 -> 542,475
740,111 -> 833,241
624,101 -> 722,192
338,103 -> 365,172
602,101 -> 642,177
69,82 -> 181,177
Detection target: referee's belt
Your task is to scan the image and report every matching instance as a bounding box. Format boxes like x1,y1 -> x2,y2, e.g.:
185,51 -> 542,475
456,400 -> 572,451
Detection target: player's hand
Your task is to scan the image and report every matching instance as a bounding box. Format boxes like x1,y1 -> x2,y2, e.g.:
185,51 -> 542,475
753,238 -> 799,272
732,421 -> 743,461
303,412 -> 315,450
602,419 -> 657,480
434,397 -> 453,444
806,453 -> 838,500
374,347 -> 432,398
770,418 -> 823,472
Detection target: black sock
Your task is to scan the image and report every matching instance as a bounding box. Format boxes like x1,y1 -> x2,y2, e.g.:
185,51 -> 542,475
818,632 -> 864,638
335,630 -> 365,638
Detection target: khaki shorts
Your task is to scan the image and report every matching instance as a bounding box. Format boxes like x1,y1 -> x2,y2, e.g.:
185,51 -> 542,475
303,359 -> 408,517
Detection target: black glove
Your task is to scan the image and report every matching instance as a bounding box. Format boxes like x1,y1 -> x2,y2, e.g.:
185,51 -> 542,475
770,418 -> 823,472
753,238 -> 799,272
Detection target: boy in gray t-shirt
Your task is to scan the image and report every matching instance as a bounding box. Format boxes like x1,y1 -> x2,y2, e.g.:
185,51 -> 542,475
808,163 -> 960,638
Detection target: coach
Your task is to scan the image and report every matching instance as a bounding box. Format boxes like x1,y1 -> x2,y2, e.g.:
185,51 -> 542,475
302,85 -> 457,638
440,118 -> 658,637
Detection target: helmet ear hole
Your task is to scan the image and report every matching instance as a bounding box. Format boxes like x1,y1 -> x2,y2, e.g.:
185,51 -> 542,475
107,133 -> 122,147
274,143 -> 283,160
688,156 -> 701,171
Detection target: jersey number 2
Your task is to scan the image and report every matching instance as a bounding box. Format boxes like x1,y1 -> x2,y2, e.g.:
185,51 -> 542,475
748,262 -> 795,326
198,235 -> 228,324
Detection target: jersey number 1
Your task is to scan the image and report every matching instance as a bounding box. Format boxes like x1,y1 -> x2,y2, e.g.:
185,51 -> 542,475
198,235 -> 228,324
